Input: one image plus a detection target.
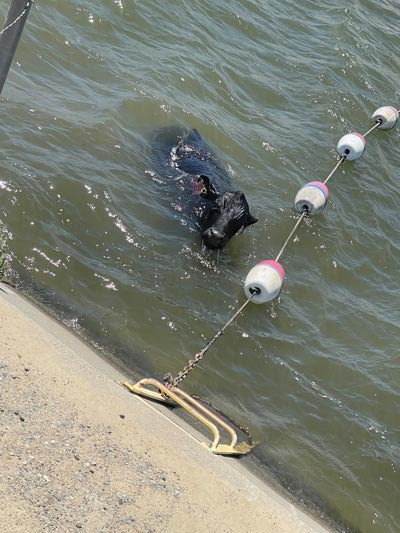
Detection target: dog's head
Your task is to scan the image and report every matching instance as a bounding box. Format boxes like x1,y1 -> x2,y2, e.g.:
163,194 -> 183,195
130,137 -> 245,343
193,175 -> 258,250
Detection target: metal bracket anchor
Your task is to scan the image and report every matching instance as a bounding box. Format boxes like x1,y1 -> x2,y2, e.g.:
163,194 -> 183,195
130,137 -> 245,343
122,378 -> 254,456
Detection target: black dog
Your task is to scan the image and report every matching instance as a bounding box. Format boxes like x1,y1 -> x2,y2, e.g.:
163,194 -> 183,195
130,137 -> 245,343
171,129 -> 258,249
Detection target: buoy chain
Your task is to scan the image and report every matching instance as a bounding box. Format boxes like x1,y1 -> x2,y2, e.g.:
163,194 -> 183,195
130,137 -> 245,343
164,295 -> 254,388
0,1 -> 33,36
363,119 -> 382,137
164,105 -> 399,388
280,115 -> 390,258
323,156 -> 346,185
276,114 -> 386,263
274,210 -> 307,263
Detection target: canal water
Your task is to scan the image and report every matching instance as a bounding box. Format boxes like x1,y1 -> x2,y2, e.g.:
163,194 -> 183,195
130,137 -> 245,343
1,1 -> 399,531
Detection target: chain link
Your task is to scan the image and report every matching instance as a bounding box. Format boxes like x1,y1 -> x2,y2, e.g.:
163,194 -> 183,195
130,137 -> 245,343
164,350 -> 204,388
163,295 -> 254,389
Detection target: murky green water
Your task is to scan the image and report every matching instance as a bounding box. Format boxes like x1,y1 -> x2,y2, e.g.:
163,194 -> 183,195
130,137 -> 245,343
1,1 -> 399,530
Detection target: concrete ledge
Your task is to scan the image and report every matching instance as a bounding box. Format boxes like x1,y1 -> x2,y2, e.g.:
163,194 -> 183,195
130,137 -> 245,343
0,282 -> 329,532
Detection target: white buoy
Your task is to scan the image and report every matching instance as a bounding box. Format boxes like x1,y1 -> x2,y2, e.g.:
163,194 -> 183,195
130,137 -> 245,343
371,106 -> 399,130
336,132 -> 366,160
244,260 -> 285,304
294,181 -> 329,215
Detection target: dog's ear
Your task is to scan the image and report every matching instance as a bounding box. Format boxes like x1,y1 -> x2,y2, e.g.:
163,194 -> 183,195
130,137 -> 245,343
246,214 -> 258,226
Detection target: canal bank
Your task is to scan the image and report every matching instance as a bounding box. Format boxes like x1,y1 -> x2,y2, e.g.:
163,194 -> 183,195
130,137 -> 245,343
0,282 -> 329,532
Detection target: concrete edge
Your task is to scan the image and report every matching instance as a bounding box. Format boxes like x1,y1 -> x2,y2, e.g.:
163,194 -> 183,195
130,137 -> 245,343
0,281 -> 331,532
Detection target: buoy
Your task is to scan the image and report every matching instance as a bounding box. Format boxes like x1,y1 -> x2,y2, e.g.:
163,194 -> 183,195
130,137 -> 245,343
371,106 -> 399,130
294,181 -> 329,215
336,132 -> 366,160
244,260 -> 285,304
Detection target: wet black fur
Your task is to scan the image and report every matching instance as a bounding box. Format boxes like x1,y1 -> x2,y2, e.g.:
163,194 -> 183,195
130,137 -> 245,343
148,127 -> 257,249
174,129 -> 257,249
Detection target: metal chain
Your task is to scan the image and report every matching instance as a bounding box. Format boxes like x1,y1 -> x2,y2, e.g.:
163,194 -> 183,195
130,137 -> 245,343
164,295 -> 254,388
0,1 -> 32,36
164,351 -> 204,388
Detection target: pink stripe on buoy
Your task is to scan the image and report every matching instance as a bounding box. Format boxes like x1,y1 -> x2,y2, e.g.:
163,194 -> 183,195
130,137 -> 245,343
259,260 -> 286,281
307,181 -> 329,199
352,132 -> 365,142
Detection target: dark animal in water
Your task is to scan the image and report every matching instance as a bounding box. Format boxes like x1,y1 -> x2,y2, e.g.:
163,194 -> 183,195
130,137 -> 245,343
172,129 -> 258,249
